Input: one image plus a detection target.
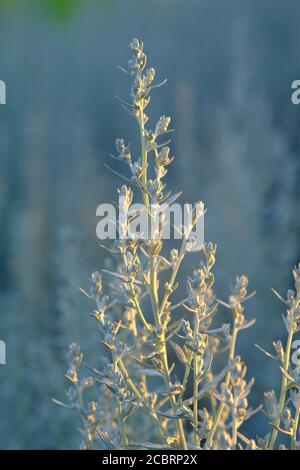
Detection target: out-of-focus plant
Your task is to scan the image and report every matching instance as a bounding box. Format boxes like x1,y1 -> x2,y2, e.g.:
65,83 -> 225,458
55,39 -> 300,450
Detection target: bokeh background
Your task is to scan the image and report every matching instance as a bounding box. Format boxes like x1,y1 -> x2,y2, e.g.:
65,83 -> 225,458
0,0 -> 300,449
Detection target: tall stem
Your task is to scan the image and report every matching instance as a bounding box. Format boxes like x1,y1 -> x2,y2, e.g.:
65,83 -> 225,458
269,327 -> 294,449
207,324 -> 238,448
139,101 -> 150,211
193,354 -> 199,445
192,309 -> 201,446
137,101 -> 187,450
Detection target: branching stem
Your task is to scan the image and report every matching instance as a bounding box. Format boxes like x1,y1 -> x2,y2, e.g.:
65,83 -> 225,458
207,323 -> 238,448
269,327 -> 294,449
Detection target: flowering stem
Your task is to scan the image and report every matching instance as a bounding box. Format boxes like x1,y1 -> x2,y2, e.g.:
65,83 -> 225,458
207,323 -> 238,448
269,327 -> 294,449
138,100 -> 187,451
193,355 -> 199,445
193,310 -> 201,446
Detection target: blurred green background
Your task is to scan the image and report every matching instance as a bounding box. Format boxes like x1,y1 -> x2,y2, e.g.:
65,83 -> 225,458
0,0 -> 300,448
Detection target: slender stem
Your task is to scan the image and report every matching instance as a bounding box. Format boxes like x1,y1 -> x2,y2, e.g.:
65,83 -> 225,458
137,100 -> 187,450
161,344 -> 188,450
269,327 -> 294,449
178,350 -> 193,405
159,250 -> 185,317
231,409 -> 238,450
150,255 -> 159,314
192,307 -> 202,446
139,100 -> 150,210
131,288 -> 151,333
120,249 -> 152,334
207,324 -> 238,448
193,353 -> 199,445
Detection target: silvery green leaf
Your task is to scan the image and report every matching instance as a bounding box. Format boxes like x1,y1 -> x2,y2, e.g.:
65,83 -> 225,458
238,318 -> 256,330
101,340 -> 114,351
255,343 -> 278,361
138,368 -> 163,377
279,367 -> 295,383
169,340 -> 187,364
123,401 -> 142,421
51,398 -> 75,409
156,256 -> 172,272
168,319 -> 183,331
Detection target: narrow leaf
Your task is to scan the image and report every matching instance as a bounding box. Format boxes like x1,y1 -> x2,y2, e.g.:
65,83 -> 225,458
169,340 -> 187,364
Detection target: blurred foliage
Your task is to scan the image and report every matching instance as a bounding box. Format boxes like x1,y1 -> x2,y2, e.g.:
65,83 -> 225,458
0,0 -> 110,21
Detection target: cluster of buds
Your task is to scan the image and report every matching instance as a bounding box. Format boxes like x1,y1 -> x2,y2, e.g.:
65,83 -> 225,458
186,244 -> 216,315
89,271 -> 103,303
215,357 -> 257,433
185,333 -> 208,359
155,115 -> 171,135
273,340 -> 284,363
65,343 -> 84,384
282,407 -> 294,432
264,390 -> 278,422
157,146 -> 173,167
118,185 -> 133,215
229,275 -> 249,327
289,364 -> 300,386
284,264 -> 300,332
115,138 -> 131,163
128,38 -> 153,120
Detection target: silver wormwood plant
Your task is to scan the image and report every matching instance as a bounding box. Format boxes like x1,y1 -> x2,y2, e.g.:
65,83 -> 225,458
55,39 -> 300,451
